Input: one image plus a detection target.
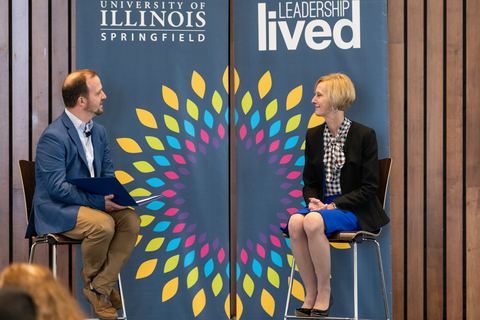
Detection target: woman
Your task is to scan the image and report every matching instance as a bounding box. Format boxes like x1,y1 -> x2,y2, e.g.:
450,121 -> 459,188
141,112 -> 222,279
0,287 -> 36,320
285,73 -> 390,317
0,263 -> 85,320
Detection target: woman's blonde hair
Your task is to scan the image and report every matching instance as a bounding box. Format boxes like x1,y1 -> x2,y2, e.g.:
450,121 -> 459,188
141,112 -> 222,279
315,73 -> 356,112
0,263 -> 84,320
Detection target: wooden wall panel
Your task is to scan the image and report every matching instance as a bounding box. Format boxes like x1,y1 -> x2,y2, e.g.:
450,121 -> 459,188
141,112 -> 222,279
388,0 -> 480,319
465,0 -> 480,318
445,0 -> 465,318
425,0 -> 444,318
387,0 -> 405,318
0,0 -> 11,272
31,0 -> 51,270
2,0 -> 75,292
51,0 -> 70,119
11,0 -> 31,264
406,0 -> 425,318
32,0 -> 50,158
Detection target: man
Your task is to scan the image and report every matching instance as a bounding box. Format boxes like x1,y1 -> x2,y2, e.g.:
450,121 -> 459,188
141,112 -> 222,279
25,69 -> 141,320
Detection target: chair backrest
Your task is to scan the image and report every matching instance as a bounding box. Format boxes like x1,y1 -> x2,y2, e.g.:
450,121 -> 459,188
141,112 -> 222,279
376,158 -> 393,209
18,160 -> 36,224
327,158 -> 393,240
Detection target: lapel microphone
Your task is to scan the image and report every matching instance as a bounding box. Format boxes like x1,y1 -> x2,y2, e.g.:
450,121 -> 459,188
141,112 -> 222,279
84,123 -> 92,137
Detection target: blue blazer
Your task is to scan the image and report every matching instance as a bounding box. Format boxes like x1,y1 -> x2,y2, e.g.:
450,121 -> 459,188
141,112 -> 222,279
25,111 -> 115,237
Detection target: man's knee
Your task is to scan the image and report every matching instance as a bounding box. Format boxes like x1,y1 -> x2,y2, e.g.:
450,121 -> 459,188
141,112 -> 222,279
80,213 -> 115,242
95,215 -> 116,239
117,209 -> 141,236
127,210 -> 141,235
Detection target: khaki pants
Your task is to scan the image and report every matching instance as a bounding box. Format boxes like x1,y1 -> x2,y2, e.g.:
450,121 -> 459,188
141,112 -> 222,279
60,206 -> 141,295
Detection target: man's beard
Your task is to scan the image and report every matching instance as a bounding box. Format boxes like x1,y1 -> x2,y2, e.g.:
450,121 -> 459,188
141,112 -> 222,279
85,99 -> 103,116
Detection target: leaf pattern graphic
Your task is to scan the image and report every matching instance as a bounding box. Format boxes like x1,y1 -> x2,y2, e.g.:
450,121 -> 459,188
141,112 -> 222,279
116,68 -> 334,319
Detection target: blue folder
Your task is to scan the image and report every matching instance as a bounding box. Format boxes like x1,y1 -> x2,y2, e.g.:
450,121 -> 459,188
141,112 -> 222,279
71,177 -> 163,207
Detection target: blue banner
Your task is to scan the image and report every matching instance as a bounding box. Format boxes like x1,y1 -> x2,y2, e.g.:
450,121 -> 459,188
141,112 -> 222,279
233,0 -> 390,319
76,1 -> 230,319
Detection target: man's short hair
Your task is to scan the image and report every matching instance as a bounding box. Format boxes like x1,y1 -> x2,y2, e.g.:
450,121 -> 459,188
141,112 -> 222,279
62,69 -> 97,108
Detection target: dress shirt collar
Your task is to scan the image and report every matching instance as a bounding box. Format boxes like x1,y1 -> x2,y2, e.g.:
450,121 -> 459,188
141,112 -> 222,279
65,108 -> 93,134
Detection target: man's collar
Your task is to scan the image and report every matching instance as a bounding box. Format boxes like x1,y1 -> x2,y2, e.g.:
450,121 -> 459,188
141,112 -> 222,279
65,108 -> 93,131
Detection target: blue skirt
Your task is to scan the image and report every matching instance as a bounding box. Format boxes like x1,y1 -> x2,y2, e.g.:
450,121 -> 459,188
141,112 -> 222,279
281,195 -> 362,237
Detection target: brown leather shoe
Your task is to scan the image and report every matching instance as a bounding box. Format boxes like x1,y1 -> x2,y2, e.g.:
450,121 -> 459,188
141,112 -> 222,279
82,287 -> 118,320
109,287 -> 122,310
81,269 -> 122,310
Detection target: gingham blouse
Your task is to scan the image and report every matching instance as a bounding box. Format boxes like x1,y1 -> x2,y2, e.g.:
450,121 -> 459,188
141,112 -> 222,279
323,117 -> 352,196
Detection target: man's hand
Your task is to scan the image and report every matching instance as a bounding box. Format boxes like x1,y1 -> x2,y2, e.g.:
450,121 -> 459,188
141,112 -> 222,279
104,194 -> 127,212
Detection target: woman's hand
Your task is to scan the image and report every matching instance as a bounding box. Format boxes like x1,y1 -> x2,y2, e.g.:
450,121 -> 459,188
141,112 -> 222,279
308,198 -> 325,211
309,198 -> 337,211
326,203 -> 336,210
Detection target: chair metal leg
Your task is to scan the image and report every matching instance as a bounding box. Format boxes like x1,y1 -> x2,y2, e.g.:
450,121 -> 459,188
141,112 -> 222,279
366,238 -> 391,320
117,273 -> 127,320
29,242 -> 38,264
52,243 -> 58,278
353,241 -> 358,320
284,258 -> 296,320
29,239 -> 49,264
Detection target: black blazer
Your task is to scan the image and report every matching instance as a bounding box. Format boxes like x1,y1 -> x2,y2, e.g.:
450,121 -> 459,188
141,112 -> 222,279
302,121 -> 390,231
